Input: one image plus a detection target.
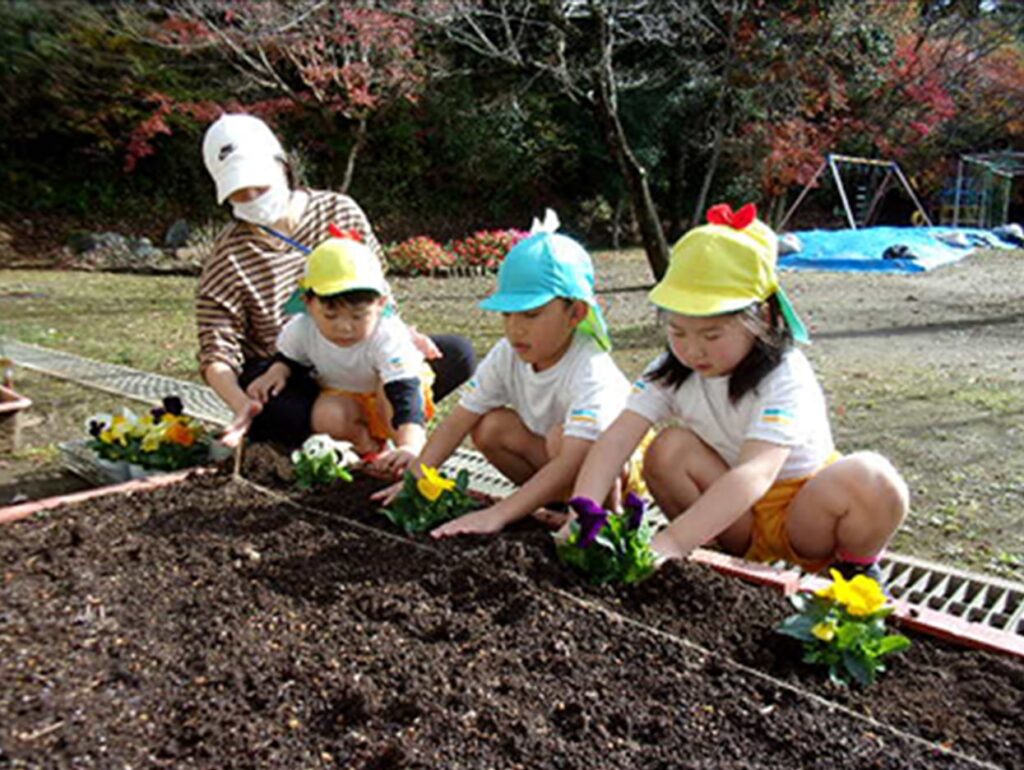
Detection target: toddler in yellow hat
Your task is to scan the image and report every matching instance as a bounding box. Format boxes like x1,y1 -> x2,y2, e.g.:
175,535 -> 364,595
567,203 -> 909,583
245,234 -> 434,475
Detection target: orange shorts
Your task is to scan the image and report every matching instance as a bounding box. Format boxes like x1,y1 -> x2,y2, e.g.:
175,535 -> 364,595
322,377 -> 435,443
743,452 -> 841,572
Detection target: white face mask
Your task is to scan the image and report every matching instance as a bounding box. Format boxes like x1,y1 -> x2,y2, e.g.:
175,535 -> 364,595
231,181 -> 292,227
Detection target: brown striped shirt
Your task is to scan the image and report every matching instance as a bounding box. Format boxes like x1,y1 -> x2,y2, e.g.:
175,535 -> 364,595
196,190 -> 384,374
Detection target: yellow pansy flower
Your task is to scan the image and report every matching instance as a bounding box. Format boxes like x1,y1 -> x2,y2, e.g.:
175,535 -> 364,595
843,574 -> 887,616
141,431 -> 162,452
811,621 -> 836,642
108,414 -> 133,445
417,464 -> 455,502
817,569 -> 887,616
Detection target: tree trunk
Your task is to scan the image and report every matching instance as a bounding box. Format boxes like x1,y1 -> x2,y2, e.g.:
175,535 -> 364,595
665,132 -> 687,242
591,57 -> 668,277
340,117 -> 368,195
692,119 -> 724,225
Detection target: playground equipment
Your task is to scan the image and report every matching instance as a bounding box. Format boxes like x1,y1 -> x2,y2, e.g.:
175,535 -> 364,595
947,152 -> 1024,228
778,154 -> 932,231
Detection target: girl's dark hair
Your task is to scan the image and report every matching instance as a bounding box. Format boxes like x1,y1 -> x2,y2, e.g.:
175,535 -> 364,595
305,288 -> 381,309
647,294 -> 793,403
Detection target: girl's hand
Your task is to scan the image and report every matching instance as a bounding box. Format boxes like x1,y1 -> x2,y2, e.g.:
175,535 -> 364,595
651,528 -> 687,562
246,367 -> 287,403
368,446 -> 417,479
370,479 -> 405,507
220,400 -> 262,448
407,326 -> 442,360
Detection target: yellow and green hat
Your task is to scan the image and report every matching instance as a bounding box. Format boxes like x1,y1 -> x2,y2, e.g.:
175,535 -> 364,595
648,203 -> 809,343
298,236 -> 387,297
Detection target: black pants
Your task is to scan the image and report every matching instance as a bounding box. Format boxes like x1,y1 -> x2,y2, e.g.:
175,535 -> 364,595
238,334 -> 476,449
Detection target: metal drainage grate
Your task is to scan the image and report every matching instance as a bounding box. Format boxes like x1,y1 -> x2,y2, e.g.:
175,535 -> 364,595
881,554 -> 1024,636
2,339 -> 232,425
448,447 -> 518,499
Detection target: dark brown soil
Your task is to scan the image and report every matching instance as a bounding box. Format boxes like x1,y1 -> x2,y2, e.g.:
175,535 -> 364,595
1,471 -> 1020,769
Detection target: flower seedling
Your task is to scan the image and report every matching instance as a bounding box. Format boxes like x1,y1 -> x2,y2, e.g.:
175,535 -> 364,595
555,493 -> 658,585
87,396 -> 211,471
290,434 -> 359,490
380,464 -> 477,533
777,569 -> 911,687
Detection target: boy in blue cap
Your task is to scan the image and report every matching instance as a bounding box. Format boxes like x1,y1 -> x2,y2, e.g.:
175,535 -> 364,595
372,214 -> 630,537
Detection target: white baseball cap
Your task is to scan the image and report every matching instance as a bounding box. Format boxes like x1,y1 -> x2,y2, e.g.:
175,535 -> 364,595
202,114 -> 287,204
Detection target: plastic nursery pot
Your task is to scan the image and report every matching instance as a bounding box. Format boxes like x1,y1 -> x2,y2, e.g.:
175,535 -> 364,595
0,384 -> 33,454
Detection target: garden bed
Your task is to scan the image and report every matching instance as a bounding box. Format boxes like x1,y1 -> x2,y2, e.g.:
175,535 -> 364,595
1,470 -> 1020,768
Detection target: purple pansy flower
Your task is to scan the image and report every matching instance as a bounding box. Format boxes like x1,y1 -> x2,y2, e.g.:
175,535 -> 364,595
569,496 -> 608,549
624,492 -> 646,530
88,419 -> 104,438
162,396 -> 184,416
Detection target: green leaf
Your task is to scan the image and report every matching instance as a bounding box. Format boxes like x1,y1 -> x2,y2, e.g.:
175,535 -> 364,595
776,614 -> 817,642
874,634 -> 912,656
842,651 -> 876,687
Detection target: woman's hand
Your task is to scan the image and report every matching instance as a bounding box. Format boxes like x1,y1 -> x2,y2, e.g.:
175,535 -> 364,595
219,400 -> 262,448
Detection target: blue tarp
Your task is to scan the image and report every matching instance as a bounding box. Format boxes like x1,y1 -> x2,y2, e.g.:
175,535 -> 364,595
779,226 -> 1012,273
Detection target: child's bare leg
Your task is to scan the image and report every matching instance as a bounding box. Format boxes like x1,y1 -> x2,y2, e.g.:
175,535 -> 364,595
786,451 -> 909,565
471,407 -> 548,485
311,393 -> 379,455
643,427 -> 727,516
644,426 -> 753,553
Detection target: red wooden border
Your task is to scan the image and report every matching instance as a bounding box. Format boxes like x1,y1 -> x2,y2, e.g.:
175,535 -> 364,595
0,384 -> 32,414
0,469 -> 203,525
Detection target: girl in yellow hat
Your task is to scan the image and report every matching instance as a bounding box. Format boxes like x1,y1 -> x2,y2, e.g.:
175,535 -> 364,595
568,204 -> 909,581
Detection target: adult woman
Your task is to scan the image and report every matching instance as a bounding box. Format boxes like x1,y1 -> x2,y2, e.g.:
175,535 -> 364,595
198,113 -> 475,448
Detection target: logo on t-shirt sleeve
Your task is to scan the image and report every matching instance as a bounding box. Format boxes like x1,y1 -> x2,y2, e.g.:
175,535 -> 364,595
760,407 -> 794,425
569,408 -> 598,425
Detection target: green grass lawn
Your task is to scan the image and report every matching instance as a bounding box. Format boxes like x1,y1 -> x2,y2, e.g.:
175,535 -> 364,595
2,271 -> 202,380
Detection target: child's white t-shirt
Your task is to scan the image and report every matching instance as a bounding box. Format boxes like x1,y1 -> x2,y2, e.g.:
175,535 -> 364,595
626,349 -> 834,480
459,334 -> 630,442
276,314 -> 425,393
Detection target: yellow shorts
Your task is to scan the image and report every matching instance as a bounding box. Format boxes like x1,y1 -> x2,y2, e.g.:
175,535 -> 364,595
322,373 -> 435,443
743,452 -> 841,572
623,429 -> 656,499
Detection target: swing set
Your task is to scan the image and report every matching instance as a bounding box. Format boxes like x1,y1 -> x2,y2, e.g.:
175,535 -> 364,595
778,154 -> 932,232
